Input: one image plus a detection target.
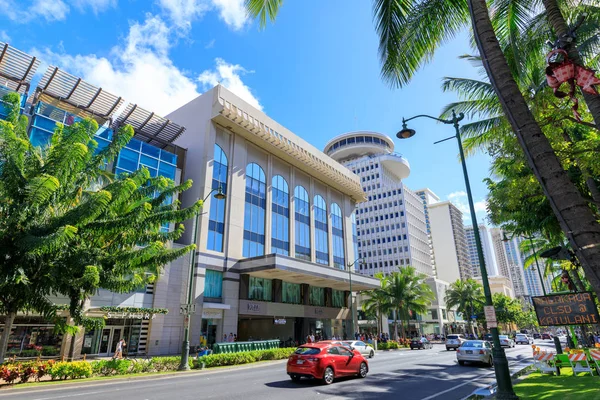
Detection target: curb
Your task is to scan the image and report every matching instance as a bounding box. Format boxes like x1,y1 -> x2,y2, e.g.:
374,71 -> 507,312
461,363 -> 534,399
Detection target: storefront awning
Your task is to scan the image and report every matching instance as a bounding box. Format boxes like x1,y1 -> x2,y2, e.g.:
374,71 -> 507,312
234,254 -> 380,291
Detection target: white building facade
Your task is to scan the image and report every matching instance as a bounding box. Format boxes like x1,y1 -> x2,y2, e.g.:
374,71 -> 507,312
465,225 -> 498,278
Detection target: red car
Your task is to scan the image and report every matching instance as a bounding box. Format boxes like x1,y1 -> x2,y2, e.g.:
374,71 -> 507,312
287,342 -> 369,384
542,333 -> 553,340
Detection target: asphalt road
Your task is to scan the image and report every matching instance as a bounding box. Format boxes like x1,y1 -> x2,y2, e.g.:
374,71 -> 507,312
0,341 -> 556,400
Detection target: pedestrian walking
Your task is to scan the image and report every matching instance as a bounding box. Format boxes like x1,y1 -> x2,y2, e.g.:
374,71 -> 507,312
112,338 -> 126,360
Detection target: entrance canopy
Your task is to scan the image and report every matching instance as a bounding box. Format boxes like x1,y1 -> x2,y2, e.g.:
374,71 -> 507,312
235,254 -> 380,292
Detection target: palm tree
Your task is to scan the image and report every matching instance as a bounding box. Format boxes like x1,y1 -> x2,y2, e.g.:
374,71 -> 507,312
361,273 -> 392,335
444,279 -> 485,336
383,266 -> 435,339
245,0 -> 600,300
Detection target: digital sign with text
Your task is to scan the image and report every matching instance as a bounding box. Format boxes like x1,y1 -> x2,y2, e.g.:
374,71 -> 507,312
532,292 -> 599,326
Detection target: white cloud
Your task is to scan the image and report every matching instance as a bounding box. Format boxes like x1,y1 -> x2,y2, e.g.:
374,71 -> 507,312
211,0 -> 247,30
70,0 -> 118,14
205,39 -> 216,49
445,191 -> 488,223
448,191 -> 467,200
34,14 -> 261,116
0,0 -> 70,22
0,31 -> 10,42
156,0 -> 248,32
198,58 -> 262,110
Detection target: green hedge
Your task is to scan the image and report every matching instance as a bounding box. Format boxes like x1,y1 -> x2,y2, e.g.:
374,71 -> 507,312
378,341 -> 399,350
197,348 -> 296,368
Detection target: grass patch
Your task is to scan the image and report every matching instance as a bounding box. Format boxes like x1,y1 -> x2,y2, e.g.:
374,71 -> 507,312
514,370 -> 600,400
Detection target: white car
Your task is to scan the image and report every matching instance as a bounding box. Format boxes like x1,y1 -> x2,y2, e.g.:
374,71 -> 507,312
515,334 -> 533,345
499,335 -> 515,348
343,340 -> 375,358
557,335 -> 568,344
446,334 -> 467,351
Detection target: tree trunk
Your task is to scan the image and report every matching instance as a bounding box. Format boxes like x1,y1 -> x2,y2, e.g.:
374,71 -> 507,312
0,312 -> 16,364
569,268 -> 586,292
468,0 -> 600,300
542,0 -> 600,129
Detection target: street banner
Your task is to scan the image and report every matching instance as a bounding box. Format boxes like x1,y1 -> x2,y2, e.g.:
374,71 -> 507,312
532,292 -> 600,326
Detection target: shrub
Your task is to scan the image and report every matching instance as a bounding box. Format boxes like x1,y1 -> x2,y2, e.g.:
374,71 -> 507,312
48,362 -> 72,380
41,346 -> 59,356
19,363 -> 37,383
69,361 -> 92,379
148,356 -> 181,372
195,347 -> 295,369
20,349 -> 41,358
0,365 -> 21,384
90,359 -> 131,376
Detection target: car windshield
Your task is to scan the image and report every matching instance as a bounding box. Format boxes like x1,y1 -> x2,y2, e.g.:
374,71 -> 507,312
295,347 -> 320,355
462,342 -> 483,348
499,335 -> 508,339
516,334 -> 526,338
447,335 -> 459,339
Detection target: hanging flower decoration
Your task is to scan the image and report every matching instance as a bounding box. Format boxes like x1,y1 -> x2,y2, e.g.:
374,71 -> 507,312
546,49 -> 600,121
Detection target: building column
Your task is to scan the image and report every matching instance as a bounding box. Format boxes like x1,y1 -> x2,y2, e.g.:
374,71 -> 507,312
221,274 -> 240,338
289,169 -> 296,258
309,178 -> 316,263
327,187 -> 334,267
264,154 -> 273,255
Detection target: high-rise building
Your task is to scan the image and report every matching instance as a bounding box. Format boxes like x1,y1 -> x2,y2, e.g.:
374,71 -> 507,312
323,131 -> 434,277
501,234 -> 550,298
427,201 -> 471,283
465,225 -> 498,278
490,228 -> 528,300
415,188 -> 439,275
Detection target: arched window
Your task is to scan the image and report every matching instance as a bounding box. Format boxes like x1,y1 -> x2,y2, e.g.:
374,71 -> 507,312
271,175 -> 289,255
207,144 -> 228,252
331,203 -> 345,269
352,212 -> 359,270
243,163 -> 266,257
294,186 -> 311,261
314,195 -> 329,265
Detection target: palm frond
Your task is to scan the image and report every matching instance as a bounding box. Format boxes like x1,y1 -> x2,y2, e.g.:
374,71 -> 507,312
245,0 -> 284,28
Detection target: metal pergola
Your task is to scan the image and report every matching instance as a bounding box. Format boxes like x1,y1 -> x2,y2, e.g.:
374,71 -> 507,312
0,41 -> 41,94
114,103 -> 185,149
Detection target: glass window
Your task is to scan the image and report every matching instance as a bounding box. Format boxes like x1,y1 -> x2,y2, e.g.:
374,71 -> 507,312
331,203 -> 345,269
205,270 -> 223,298
314,195 -> 329,265
271,175 -> 289,255
141,142 -> 161,158
309,286 -> 325,306
208,144 -> 228,252
249,276 -> 272,301
282,281 -> 301,304
116,148 -> 140,172
332,289 -> 345,308
294,186 -> 311,261
243,163 -> 266,258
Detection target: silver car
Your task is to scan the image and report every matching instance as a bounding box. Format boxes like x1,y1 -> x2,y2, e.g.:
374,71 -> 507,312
499,335 -> 515,348
446,334 -> 466,351
457,340 -> 493,367
343,340 -> 375,358
515,334 -> 533,345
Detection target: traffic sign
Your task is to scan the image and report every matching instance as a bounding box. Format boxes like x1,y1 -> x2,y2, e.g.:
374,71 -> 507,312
471,315 -> 477,320
484,305 -> 498,328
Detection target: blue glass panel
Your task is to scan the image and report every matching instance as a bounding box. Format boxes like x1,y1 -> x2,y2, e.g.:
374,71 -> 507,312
140,154 -> 159,169
125,138 -> 142,151
158,162 -> 176,179
33,115 -> 59,132
160,149 -> 177,164
95,127 -> 113,140
29,128 -> 53,148
205,270 -> 223,298
141,142 -> 161,158
116,148 -> 139,172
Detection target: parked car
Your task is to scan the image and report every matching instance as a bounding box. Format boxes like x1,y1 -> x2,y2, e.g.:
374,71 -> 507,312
410,337 -> 433,350
532,333 -> 541,339
457,340 -> 494,367
483,333 -> 493,342
556,335 -> 568,344
499,335 -> 515,348
515,334 -> 534,345
541,333 -> 553,340
446,334 -> 467,351
343,341 -> 375,358
287,343 -> 369,384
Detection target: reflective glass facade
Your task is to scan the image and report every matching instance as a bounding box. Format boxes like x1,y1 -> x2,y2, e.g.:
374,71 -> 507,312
332,289 -> 345,308
29,102 -> 83,148
249,277 -> 272,301
314,195 -> 329,265
205,270 -> 223,298
294,186 -> 311,261
271,175 -> 289,255
309,286 -> 325,306
207,144 -> 228,252
352,212 -> 359,269
243,163 -> 266,258
282,281 -> 301,304
331,203 -> 345,269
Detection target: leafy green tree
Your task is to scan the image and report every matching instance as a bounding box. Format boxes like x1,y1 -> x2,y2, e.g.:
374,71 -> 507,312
0,93 -> 200,363
245,0 -> 600,300
361,273 -> 392,335
445,279 -> 485,336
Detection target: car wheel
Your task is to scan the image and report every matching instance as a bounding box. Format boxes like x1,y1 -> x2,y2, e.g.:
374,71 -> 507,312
446,347 -> 451,351
369,350 -> 374,358
322,366 -> 334,385
290,374 -> 301,382
358,362 -> 368,378
458,360 -> 465,366
487,356 -> 494,368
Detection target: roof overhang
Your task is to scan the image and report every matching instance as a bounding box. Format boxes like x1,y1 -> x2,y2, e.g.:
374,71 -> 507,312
234,254 -> 380,291
0,42 -> 41,94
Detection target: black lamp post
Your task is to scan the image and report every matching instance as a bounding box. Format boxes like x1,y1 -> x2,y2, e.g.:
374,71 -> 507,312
397,110 -> 517,399
179,186 -> 226,371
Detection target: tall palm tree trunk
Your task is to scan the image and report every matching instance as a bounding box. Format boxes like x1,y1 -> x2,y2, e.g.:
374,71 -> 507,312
0,312 -> 16,364
542,0 -> 600,128
468,0 -> 600,300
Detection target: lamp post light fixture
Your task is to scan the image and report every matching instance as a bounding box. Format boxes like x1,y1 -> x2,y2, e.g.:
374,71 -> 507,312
179,186 -> 226,371
347,258 -> 363,338
397,110 -> 518,399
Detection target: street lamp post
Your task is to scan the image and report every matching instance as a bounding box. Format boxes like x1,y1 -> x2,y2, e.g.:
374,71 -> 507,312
178,186 -> 226,371
347,258 -> 363,338
398,110 -> 518,399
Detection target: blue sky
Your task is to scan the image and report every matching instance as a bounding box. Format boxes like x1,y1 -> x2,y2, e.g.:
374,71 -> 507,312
1,0 -> 492,224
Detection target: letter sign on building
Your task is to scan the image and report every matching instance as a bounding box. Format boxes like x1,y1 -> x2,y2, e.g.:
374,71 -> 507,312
532,292 -> 600,326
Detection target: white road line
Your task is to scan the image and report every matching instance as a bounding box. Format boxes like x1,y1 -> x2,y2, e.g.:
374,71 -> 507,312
32,390 -> 107,400
417,360 -> 530,400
